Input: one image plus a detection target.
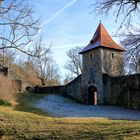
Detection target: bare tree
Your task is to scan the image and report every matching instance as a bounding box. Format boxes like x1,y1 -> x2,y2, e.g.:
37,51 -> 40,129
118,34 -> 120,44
36,54 -> 61,86
0,0 -> 40,57
0,49 -> 15,67
32,37 -> 61,86
121,27 -> 140,74
20,61 -> 39,85
65,47 -> 83,76
137,58 -> 140,73
93,0 -> 140,26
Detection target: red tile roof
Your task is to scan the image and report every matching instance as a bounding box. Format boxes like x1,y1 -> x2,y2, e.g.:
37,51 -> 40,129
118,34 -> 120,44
79,23 -> 126,54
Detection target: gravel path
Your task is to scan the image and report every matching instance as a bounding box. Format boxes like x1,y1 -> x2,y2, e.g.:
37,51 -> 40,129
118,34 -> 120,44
35,94 -> 140,120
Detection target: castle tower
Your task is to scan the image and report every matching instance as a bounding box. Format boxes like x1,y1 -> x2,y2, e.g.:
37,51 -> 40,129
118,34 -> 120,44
79,23 -> 126,104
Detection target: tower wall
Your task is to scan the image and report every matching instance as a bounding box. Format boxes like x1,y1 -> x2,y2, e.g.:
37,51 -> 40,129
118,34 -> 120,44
79,23 -> 125,105
82,48 -> 104,104
100,48 -> 124,76
81,48 -> 124,104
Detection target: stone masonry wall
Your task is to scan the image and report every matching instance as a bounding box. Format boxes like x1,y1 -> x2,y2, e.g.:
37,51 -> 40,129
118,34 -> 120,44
82,48 -> 104,104
65,75 -> 83,102
32,73 -> 140,110
103,74 -> 140,110
33,75 -> 83,102
101,48 -> 124,76
32,85 -> 65,95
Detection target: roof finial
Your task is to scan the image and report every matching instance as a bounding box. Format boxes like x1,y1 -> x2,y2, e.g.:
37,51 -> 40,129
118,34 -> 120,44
100,20 -> 101,23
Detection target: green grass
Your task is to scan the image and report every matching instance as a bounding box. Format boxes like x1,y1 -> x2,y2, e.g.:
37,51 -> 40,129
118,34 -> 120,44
0,93 -> 140,140
15,93 -> 48,115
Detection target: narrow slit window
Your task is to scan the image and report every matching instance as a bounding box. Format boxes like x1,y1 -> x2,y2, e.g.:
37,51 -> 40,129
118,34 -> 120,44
89,67 -> 95,83
112,53 -> 115,58
90,54 -> 93,60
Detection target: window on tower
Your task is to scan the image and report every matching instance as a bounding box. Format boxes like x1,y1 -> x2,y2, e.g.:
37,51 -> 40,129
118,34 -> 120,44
89,67 -> 95,83
90,53 -> 93,60
112,53 -> 115,58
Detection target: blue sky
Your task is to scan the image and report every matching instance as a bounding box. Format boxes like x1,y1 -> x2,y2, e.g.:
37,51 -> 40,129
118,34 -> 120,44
31,0 -> 123,77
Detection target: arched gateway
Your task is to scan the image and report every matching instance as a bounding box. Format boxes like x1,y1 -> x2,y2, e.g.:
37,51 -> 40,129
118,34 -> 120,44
88,85 -> 97,105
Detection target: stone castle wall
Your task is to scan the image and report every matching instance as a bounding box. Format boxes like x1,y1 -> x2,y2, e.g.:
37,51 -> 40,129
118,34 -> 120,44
65,75 -> 83,102
32,85 -> 65,95
103,74 -> 140,110
33,75 -> 83,102
33,73 -> 140,110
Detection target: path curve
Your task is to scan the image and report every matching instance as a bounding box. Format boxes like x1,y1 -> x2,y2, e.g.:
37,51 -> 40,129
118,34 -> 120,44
35,94 -> 140,120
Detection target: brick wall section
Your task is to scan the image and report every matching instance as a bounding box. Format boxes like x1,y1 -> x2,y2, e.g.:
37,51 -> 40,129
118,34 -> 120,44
103,74 -> 140,110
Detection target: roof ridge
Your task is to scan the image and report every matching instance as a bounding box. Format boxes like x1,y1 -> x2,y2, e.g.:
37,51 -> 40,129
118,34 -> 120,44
99,23 -> 102,46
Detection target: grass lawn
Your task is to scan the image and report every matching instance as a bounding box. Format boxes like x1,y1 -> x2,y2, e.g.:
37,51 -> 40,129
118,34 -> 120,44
0,93 -> 140,140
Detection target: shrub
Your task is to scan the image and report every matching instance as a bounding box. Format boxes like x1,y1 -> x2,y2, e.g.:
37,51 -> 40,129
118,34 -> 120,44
0,99 -> 12,106
0,75 -> 17,104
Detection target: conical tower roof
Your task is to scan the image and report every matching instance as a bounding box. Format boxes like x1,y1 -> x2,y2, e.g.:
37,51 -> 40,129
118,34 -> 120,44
79,23 -> 126,54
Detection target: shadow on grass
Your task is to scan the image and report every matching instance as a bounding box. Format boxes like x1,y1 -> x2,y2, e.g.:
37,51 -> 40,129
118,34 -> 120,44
14,93 -> 48,116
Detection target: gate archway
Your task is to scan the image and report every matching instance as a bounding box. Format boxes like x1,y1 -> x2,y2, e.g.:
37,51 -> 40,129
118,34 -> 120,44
88,85 -> 97,105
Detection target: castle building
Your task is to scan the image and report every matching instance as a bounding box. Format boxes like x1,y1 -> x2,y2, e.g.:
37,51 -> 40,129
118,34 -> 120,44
35,23 -> 140,110
79,23 -> 126,104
